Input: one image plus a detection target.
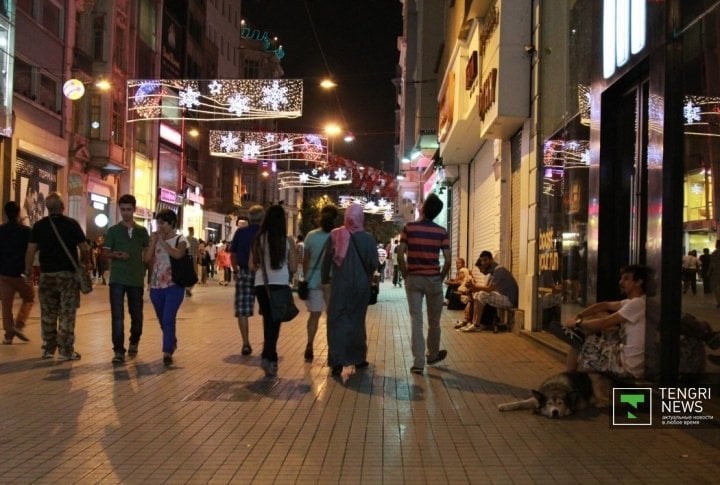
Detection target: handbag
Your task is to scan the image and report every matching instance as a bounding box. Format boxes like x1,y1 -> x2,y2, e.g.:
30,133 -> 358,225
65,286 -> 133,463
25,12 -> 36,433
350,234 -> 378,305
261,238 -> 300,323
297,245 -> 325,300
170,236 -> 199,287
48,216 -> 93,294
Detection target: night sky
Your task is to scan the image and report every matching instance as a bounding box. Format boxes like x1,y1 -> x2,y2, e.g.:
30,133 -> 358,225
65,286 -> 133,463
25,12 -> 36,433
241,0 -> 403,170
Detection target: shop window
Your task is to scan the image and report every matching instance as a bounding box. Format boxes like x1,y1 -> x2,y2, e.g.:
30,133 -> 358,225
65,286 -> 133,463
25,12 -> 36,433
14,58 -> 32,98
138,0 -> 156,47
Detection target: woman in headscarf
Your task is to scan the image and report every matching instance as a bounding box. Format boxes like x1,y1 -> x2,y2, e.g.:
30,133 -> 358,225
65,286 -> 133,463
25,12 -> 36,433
321,203 -> 379,376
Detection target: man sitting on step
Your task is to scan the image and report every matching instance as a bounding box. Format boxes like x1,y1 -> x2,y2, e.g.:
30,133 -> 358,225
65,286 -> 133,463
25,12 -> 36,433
460,251 -> 518,332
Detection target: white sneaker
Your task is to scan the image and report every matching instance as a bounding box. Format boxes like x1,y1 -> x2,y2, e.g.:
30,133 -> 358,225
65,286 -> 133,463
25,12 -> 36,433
461,324 -> 483,332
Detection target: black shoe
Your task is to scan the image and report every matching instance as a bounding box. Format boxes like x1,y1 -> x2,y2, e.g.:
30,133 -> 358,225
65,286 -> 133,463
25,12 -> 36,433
331,365 -> 343,376
355,361 -> 369,369
163,354 -> 173,366
128,343 -> 139,357
304,347 -> 314,362
410,366 -> 424,375
112,352 -> 125,364
241,345 -> 252,356
13,327 -> 29,342
427,349 -> 448,365
185,289 -> 192,297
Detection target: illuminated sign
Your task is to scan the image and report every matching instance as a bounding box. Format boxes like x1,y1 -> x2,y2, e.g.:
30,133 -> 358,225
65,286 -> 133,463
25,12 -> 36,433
603,0 -> 646,78
241,28 -> 285,59
159,188 -> 177,204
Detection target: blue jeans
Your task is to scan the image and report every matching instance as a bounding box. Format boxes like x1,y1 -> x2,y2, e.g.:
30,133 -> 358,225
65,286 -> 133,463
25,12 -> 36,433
110,283 -> 144,353
405,275 -> 444,368
149,285 -> 185,354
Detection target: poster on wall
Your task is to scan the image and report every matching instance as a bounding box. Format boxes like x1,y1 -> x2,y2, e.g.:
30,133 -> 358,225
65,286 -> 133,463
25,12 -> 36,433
14,156 -> 57,226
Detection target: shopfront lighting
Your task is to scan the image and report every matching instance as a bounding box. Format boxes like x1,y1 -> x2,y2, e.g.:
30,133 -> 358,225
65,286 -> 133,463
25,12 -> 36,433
343,132 -> 355,143
320,78 -> 337,89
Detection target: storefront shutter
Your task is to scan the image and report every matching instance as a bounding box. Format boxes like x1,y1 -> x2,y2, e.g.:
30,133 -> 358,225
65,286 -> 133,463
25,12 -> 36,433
470,142 -> 500,260
511,131 -> 522,276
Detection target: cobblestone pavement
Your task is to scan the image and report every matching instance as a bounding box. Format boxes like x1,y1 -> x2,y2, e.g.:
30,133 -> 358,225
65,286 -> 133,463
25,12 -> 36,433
0,281 -> 718,484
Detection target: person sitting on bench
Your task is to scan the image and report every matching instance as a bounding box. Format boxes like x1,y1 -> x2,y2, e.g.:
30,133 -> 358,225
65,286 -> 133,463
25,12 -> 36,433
444,258 -> 470,310
461,251 -> 518,332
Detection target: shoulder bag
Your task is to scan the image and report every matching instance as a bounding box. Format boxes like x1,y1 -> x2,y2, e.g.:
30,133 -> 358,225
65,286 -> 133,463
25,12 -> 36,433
170,236 -> 199,287
48,216 -> 93,294
297,245 -> 325,300
350,234 -> 379,305
261,237 -> 300,323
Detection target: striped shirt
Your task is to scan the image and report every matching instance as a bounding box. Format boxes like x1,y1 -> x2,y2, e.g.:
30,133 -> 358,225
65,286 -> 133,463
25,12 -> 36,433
400,220 -> 449,276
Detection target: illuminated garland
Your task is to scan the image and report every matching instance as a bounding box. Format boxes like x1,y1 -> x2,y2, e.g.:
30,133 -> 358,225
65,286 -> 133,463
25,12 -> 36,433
277,170 -> 352,188
126,79 -> 303,122
209,130 -> 327,163
339,195 -> 394,221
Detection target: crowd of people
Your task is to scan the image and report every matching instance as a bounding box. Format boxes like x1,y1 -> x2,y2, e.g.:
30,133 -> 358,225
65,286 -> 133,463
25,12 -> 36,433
3,191 -> 718,383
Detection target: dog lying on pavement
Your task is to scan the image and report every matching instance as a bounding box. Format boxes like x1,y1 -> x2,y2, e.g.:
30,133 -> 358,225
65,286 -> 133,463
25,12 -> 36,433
498,371 -> 610,418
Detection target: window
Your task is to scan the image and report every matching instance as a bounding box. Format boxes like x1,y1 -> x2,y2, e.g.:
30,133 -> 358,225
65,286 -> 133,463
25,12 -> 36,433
244,59 -> 259,79
90,94 -> 101,138
138,0 -> 156,47
114,26 -> 126,71
93,16 -> 104,61
14,58 -> 32,98
41,0 -> 61,38
112,100 -> 124,145
38,74 -> 58,111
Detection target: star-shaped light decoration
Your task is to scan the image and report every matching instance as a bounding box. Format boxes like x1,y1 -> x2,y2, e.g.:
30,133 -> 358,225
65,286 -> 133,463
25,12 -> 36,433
265,133 -> 276,143
378,198 -> 388,207
319,174 -> 330,185
243,141 -> 261,159
334,168 -> 347,180
279,137 -> 294,154
178,86 -> 202,107
220,133 -> 239,152
299,173 -> 310,183
311,168 -> 319,175
127,79 -> 303,122
581,149 -> 590,165
261,80 -> 288,111
684,100 -> 701,124
691,183 -> 704,195
208,80 -> 222,95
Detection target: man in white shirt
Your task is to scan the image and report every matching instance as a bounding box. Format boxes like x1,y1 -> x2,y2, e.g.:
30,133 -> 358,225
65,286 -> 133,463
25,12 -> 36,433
377,244 -> 388,282
563,264 -> 653,379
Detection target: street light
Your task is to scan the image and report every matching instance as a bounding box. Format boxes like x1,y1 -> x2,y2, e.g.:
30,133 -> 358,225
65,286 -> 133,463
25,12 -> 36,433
320,78 -> 337,89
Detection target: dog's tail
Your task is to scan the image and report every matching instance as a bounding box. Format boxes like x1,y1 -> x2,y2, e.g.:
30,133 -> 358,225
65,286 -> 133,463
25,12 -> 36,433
498,397 -> 537,412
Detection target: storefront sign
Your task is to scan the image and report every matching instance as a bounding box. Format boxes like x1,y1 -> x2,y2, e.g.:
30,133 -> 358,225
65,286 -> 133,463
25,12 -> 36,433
603,0 -> 646,78
465,51 -> 478,91
438,72 -> 455,142
159,187 -> 177,204
186,189 -> 205,205
479,7 -> 499,57
478,68 -> 498,121
538,227 -> 559,271
135,207 -> 153,219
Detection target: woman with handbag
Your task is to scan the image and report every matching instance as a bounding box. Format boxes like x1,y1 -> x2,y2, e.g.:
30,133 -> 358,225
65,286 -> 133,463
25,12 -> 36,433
250,204 -> 297,377
144,209 -> 187,366
321,203 -> 379,376
301,204 -> 339,361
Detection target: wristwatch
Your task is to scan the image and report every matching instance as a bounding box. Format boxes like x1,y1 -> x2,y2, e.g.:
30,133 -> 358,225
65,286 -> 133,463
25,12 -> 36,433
575,317 -> 584,329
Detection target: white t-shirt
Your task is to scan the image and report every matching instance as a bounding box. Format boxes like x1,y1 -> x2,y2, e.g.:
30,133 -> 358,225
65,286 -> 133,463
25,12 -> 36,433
253,235 -> 291,287
617,295 -> 646,378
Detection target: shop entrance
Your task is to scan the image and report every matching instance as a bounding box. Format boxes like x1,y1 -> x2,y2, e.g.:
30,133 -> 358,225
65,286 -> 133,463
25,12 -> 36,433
598,69 -> 649,300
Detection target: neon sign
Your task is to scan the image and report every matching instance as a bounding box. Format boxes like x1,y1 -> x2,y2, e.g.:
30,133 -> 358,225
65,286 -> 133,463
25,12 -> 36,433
241,28 -> 285,59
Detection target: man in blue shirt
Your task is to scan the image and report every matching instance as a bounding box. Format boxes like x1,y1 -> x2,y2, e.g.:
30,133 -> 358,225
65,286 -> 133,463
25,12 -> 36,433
230,205 -> 264,355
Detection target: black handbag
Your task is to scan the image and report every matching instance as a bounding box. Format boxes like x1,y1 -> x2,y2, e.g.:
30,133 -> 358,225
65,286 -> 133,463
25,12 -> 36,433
260,238 -> 300,323
170,236 -> 199,287
297,245 -> 324,301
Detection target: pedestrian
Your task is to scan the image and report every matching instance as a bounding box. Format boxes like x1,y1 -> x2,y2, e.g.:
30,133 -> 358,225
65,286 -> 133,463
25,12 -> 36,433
397,193 -> 451,374
94,235 -> 107,284
229,205 -> 264,355
708,241 -> 720,308
185,227 -> 199,297
0,201 -> 34,344
103,194 -> 150,364
207,238 -> 217,280
292,234 -> 305,288
217,242 -> 232,286
198,241 -> 210,284
251,204 -> 297,377
682,250 -> 699,295
322,203 -> 378,376
24,192 -> 92,361
144,208 -> 187,366
391,239 -> 402,287
699,248 -> 711,294
302,204 -> 339,361
377,244 -> 387,283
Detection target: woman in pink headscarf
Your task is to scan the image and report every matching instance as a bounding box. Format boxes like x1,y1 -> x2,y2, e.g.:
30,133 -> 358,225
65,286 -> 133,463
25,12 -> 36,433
321,203 -> 379,376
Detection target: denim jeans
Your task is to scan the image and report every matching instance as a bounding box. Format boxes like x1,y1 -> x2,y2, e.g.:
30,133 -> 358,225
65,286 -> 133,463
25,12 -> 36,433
405,275 -> 444,368
110,283 -> 144,353
255,285 -> 283,362
149,285 -> 185,354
